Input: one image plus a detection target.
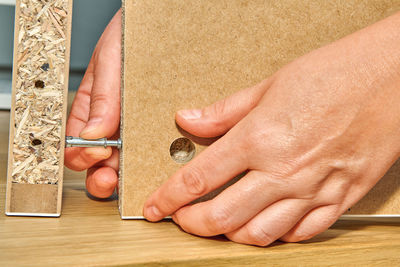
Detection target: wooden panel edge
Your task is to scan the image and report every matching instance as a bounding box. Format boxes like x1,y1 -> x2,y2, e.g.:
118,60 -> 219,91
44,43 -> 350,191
57,0 -> 74,216
5,0 -> 21,216
118,0 -> 126,218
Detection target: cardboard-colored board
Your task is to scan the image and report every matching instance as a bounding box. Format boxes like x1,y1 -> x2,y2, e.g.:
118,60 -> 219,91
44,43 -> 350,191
6,0 -> 73,217
120,0 -> 400,218
9,184 -> 58,214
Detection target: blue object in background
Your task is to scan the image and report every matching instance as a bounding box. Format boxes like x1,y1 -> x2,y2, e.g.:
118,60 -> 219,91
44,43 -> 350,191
69,0 -> 121,91
0,5 -> 14,82
0,0 -> 121,94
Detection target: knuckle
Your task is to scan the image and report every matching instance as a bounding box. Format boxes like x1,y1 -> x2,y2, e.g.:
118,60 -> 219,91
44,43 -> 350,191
318,181 -> 349,205
210,98 -> 228,118
246,226 -> 275,246
204,206 -> 234,234
242,123 -> 265,148
181,166 -> 208,196
204,99 -> 228,129
67,112 -> 87,129
90,93 -> 109,110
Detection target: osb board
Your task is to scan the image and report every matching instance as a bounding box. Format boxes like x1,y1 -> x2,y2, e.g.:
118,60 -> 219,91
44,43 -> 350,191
120,0 -> 400,218
6,0 -> 73,216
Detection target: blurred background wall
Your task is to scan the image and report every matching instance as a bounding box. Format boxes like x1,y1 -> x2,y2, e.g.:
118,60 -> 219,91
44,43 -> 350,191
0,0 -> 121,109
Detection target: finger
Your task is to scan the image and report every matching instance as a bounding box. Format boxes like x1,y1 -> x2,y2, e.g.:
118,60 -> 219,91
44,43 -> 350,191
65,11 -> 121,169
280,204 -> 341,243
280,172 -> 363,242
66,60 -> 94,137
176,78 -> 272,138
65,10 -> 121,171
65,60 -> 95,170
225,199 -> 312,246
93,147 -> 120,171
86,166 -> 118,198
86,132 -> 120,197
65,146 -> 112,171
80,10 -> 122,139
143,130 -> 249,222
170,170 -> 293,236
65,120 -> 119,172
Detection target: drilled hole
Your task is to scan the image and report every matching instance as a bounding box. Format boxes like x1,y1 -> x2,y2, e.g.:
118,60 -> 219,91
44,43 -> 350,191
169,137 -> 195,163
40,63 -> 50,71
35,80 -> 45,88
31,139 -> 42,146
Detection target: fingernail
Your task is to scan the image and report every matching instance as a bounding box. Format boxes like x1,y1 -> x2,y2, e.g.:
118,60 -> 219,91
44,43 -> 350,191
146,205 -> 162,219
178,109 -> 202,120
80,118 -> 103,137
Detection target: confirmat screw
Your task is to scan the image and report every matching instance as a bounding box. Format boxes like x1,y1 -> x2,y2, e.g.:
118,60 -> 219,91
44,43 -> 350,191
65,136 -> 122,149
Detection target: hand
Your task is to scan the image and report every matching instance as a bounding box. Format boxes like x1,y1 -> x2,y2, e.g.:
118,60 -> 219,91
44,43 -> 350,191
65,10 -> 121,198
143,13 -> 400,246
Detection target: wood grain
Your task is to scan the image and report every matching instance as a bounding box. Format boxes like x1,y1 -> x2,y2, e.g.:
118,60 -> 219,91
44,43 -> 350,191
120,0 -> 400,217
1,111 -> 400,266
6,0 -> 73,216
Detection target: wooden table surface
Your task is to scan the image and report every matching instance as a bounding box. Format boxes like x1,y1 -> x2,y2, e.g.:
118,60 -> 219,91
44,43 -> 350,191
1,107 -> 400,266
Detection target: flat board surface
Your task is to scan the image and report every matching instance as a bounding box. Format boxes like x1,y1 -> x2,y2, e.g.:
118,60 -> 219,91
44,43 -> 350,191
0,110 -> 400,266
6,0 -> 73,216
120,0 -> 400,217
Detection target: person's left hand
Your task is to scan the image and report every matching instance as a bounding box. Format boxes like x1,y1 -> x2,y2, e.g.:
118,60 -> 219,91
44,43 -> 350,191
65,10 -> 121,198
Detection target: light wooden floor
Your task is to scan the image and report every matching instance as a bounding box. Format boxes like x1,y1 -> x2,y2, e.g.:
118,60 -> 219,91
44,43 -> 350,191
1,108 -> 400,266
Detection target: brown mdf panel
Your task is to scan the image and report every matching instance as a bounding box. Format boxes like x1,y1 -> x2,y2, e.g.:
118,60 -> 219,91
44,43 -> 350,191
120,0 -> 400,218
6,0 -> 73,216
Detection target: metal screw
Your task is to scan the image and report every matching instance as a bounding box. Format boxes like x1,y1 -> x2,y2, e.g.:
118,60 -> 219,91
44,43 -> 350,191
65,136 -> 122,149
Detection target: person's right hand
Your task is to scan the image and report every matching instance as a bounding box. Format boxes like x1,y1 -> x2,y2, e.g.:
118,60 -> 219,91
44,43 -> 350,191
64,10 -> 121,198
143,12 -> 400,246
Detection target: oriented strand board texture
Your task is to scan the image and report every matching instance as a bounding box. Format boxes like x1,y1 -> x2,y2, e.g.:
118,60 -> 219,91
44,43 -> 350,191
121,0 -> 400,217
6,0 -> 73,216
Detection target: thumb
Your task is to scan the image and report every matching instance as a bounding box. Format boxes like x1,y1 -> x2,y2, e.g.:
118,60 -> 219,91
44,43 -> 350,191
79,10 -> 121,139
176,78 -> 272,138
